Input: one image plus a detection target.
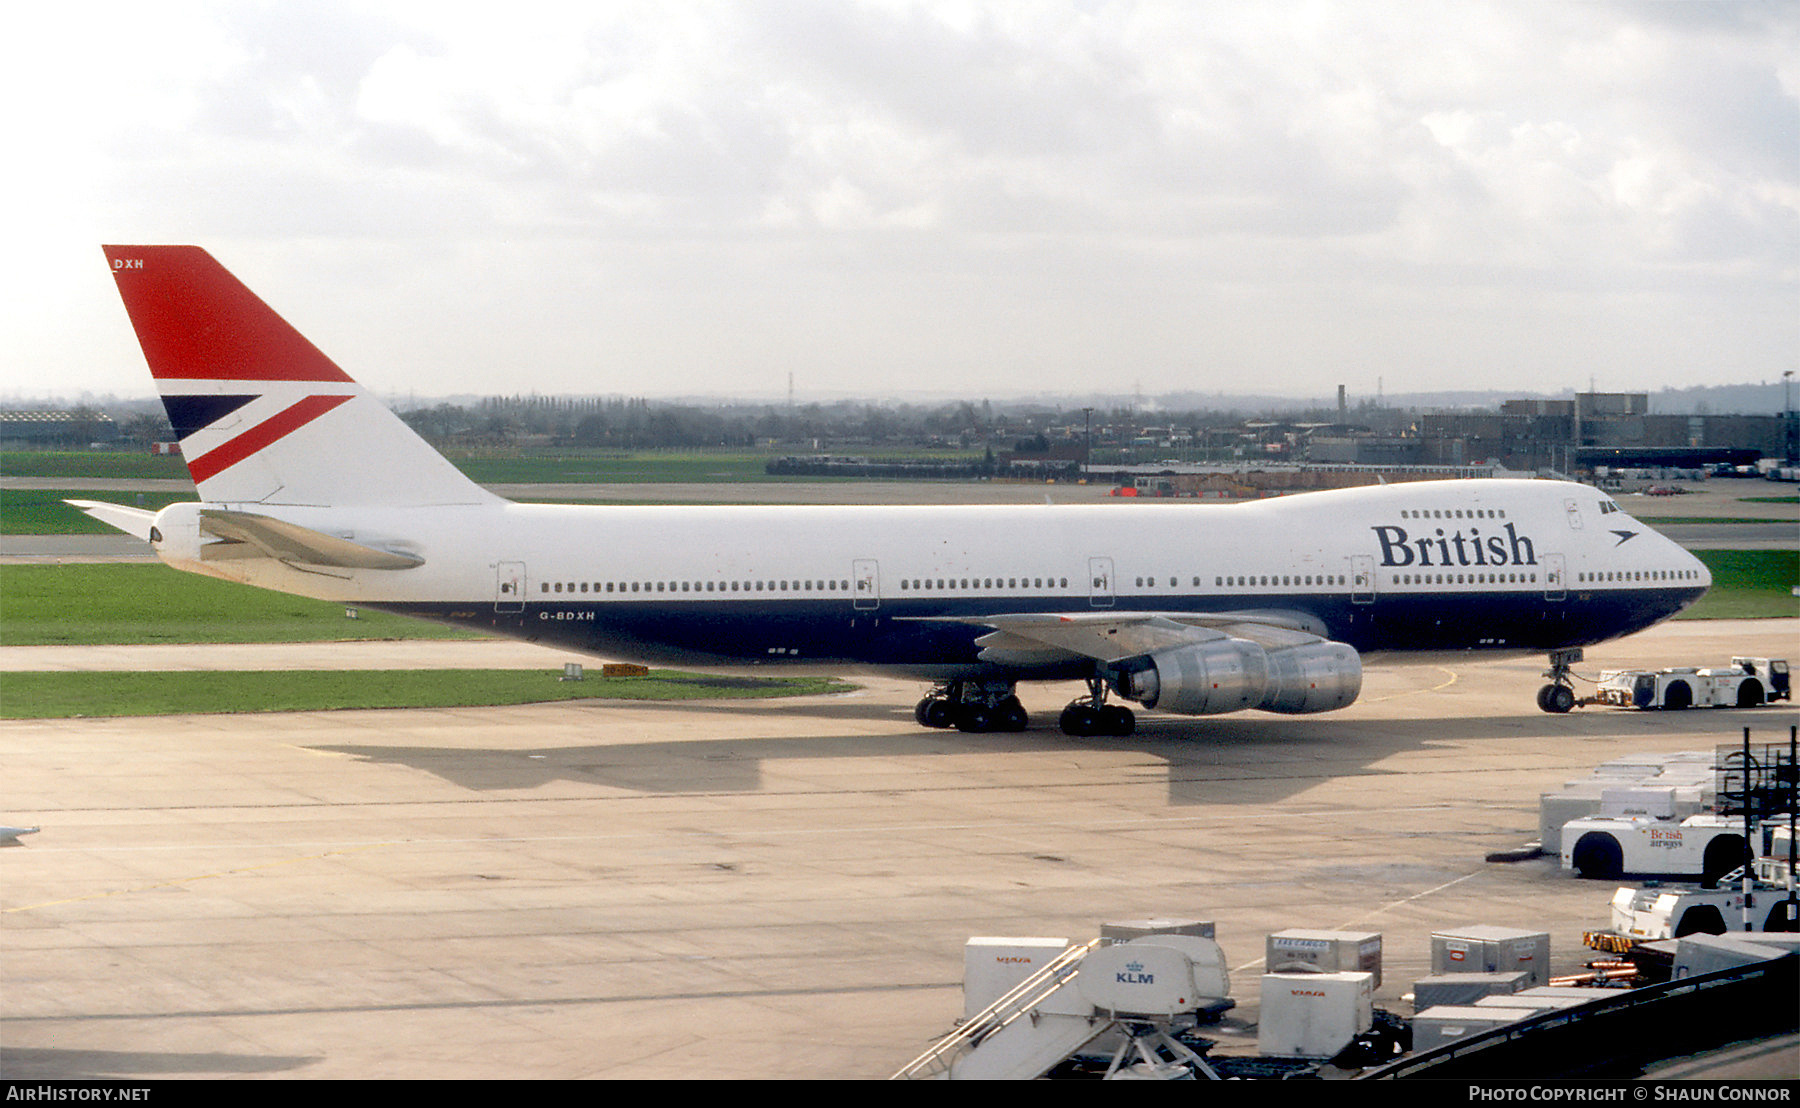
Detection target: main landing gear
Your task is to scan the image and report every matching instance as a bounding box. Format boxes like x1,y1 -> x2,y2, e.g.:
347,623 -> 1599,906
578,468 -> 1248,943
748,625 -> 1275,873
916,680 -> 1030,733
1058,675 -> 1136,737
914,674 -> 1139,736
1537,648 -> 1582,714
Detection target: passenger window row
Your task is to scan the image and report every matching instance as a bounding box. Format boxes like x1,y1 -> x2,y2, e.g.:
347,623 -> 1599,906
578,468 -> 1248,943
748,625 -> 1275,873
1579,569 -> 1702,583
1213,574 -> 1349,588
898,577 -> 1069,591
1399,508 -> 1507,520
543,579 -> 851,594
1393,572 -> 1535,585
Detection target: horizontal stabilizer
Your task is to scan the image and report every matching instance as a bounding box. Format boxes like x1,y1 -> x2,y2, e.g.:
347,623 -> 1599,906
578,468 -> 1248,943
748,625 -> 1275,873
64,500 -> 159,542
198,510 -> 423,570
0,826 -> 41,847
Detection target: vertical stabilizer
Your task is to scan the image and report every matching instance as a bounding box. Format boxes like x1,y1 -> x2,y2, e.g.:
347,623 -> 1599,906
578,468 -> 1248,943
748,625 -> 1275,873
103,246 -> 497,508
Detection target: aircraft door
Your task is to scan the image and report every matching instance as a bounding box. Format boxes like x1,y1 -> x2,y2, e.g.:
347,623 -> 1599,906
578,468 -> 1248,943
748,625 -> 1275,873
1089,557 -> 1115,609
1351,555 -> 1375,604
495,561 -> 525,613
1543,554 -> 1566,602
852,558 -> 879,610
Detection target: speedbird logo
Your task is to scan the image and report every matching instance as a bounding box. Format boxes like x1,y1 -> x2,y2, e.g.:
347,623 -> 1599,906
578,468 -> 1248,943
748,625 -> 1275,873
1370,522 -> 1537,569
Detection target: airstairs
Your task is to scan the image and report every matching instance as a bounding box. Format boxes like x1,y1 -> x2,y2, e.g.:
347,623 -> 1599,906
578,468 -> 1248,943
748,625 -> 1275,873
892,936 -> 1230,1080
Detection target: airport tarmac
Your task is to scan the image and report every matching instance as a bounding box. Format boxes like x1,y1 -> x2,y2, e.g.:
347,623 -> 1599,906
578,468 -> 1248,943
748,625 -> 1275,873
2,619 -> 1796,1079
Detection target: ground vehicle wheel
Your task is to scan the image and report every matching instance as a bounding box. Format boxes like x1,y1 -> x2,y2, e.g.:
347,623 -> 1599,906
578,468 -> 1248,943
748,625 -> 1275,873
1737,679 -> 1764,708
1674,907 -> 1726,937
1702,835 -> 1746,884
1571,832 -> 1623,879
1663,681 -> 1692,710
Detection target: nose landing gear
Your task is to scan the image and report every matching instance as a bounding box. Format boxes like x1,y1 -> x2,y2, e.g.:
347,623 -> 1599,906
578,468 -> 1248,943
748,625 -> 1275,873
1538,648 -> 1583,714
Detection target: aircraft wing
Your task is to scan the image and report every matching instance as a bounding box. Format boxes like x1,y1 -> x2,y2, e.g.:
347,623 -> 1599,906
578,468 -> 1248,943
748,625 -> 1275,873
910,609 -> 1333,667
196,510 -> 424,569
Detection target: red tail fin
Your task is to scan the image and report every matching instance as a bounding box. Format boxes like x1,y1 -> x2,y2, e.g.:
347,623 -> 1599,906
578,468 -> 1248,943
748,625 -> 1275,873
103,246 -> 351,383
101,246 -> 496,508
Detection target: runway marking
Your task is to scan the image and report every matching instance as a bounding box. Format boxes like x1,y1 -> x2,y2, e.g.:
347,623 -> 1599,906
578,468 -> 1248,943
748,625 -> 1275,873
1365,665 -> 1459,703
1229,869 -> 1481,974
0,842 -> 391,915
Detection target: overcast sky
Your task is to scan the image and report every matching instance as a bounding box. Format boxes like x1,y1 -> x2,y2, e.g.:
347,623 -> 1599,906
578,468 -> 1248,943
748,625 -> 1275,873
4,1 -> 1796,405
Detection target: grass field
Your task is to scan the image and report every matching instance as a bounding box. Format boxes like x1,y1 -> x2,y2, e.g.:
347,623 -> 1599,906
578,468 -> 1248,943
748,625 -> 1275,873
0,488 -> 196,534
0,451 -> 190,480
0,563 -> 483,646
1,668 -> 853,719
1678,549 -> 1800,620
443,450 -> 785,485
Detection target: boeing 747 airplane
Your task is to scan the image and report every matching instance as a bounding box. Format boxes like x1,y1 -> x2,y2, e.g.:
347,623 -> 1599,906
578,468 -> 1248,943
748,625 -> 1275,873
74,246 -> 1711,735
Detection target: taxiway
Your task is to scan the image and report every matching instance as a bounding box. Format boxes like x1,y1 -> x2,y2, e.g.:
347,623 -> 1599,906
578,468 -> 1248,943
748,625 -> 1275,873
2,620 -> 1795,1078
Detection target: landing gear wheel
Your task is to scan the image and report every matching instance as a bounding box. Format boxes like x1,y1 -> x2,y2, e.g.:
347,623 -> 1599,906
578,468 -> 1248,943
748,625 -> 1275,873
916,680 -> 1023,734
1099,705 -> 1136,736
955,704 -> 994,733
916,697 -> 956,729
1538,649 -> 1582,714
1059,704 -> 1100,737
1060,702 -> 1135,736
1060,672 -> 1137,736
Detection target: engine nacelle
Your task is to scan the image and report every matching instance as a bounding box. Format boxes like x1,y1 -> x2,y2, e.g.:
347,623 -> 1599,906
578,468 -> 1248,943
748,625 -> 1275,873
1125,639 -> 1269,715
1258,640 -> 1362,714
1124,638 -> 1362,716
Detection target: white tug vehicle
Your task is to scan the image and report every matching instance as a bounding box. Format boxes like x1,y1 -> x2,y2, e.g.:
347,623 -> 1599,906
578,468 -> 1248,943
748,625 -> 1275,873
1592,657 -> 1788,711
1603,855 -> 1798,942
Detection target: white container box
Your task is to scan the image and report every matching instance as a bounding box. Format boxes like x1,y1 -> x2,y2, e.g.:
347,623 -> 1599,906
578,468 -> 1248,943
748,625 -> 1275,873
1430,925 -> 1550,988
963,937 -> 1069,1019
1411,971 -> 1528,1012
1256,971 -> 1374,1059
1266,929 -> 1382,987
1412,1005 -> 1540,1053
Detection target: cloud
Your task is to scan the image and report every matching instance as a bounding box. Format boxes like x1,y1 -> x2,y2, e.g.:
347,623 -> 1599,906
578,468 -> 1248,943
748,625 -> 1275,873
3,0 -> 1795,402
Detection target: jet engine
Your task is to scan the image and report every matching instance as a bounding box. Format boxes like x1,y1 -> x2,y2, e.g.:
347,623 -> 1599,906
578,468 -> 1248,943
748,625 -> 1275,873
1122,638 -> 1362,716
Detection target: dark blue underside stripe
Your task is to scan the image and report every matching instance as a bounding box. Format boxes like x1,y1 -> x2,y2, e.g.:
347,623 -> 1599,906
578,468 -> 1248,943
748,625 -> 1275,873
372,587 -> 1706,671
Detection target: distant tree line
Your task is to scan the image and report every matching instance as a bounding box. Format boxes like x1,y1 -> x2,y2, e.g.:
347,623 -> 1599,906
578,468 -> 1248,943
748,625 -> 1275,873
391,394 -> 1362,454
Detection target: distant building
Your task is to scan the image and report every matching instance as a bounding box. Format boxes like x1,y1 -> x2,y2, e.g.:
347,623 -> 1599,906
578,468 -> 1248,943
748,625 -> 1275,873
0,409 -> 120,448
